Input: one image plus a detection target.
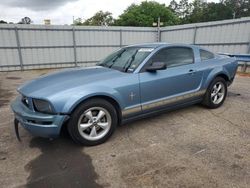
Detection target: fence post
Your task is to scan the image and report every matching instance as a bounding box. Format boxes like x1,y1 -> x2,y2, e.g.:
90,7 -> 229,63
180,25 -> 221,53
242,62 -> 247,72
247,40 -> 250,56
120,29 -> 122,47
72,26 -> 77,66
157,28 -> 161,42
14,26 -> 23,70
193,26 -> 197,45
242,40 -> 250,72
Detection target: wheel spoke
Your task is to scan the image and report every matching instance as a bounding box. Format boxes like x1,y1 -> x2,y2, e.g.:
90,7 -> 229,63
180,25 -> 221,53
97,122 -> 109,129
211,92 -> 217,97
217,93 -> 223,97
90,126 -> 97,137
85,111 -> 93,121
213,85 -> 218,91
96,110 -> 105,121
217,84 -> 222,92
213,95 -> 218,102
79,123 -> 92,131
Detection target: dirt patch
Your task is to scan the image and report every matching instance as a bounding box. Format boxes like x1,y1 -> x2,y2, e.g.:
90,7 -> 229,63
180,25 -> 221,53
227,91 -> 241,97
6,76 -> 21,80
237,72 -> 250,77
0,151 -> 7,161
0,71 -> 250,188
0,99 -> 10,106
25,137 -> 102,188
0,81 -> 13,107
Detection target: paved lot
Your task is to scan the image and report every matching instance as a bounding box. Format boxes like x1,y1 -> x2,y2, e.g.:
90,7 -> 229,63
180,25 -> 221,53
0,69 -> 250,188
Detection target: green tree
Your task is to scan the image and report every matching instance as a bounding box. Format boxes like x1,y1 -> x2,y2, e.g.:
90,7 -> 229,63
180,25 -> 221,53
185,0 -> 204,23
224,0 -> 250,18
115,1 -> 179,27
83,11 -> 114,26
185,1 -> 233,23
169,0 -> 179,12
73,18 -> 83,26
176,0 -> 192,19
18,17 -> 32,24
173,0 -> 235,24
202,2 -> 233,21
0,20 -> 7,24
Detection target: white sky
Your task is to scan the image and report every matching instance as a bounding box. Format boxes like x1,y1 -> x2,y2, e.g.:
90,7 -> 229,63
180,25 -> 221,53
0,0 -> 219,25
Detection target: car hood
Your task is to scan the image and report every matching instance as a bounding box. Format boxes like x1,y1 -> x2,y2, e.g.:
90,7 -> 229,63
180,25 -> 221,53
19,66 -> 125,98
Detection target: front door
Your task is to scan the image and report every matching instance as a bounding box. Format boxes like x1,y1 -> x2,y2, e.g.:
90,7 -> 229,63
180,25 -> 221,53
139,47 -> 203,112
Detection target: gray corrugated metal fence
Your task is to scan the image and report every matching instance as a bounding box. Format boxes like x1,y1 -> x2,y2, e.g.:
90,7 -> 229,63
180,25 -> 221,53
160,17 -> 250,54
160,17 -> 250,73
0,25 -> 157,71
0,17 -> 249,71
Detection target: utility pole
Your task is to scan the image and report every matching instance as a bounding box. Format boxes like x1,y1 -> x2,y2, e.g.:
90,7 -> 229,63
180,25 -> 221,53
153,17 -> 163,42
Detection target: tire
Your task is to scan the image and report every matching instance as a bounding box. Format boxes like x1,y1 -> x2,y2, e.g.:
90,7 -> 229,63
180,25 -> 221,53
67,98 -> 118,146
202,77 -> 227,109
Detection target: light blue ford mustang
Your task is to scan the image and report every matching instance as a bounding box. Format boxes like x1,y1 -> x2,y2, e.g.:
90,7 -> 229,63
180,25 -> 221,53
11,43 -> 238,145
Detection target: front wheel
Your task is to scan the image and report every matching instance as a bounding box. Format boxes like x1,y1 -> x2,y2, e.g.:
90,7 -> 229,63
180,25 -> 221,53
202,77 -> 227,109
67,98 -> 118,146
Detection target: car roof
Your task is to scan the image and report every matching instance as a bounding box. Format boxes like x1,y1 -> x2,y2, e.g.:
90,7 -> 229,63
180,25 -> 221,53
126,43 -> 215,54
126,42 -> 198,49
126,42 -> 169,48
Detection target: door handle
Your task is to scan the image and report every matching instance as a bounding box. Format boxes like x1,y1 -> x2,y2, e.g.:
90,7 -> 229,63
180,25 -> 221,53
188,69 -> 196,74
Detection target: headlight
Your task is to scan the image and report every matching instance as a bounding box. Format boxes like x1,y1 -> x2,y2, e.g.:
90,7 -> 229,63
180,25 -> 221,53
33,99 -> 54,114
21,95 -> 29,107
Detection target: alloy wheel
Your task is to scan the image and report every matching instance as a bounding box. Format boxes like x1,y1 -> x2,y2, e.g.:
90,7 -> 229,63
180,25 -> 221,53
211,81 -> 225,105
77,107 -> 112,141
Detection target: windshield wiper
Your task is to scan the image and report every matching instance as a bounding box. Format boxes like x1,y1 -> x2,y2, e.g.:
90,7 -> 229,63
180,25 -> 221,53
108,49 -> 126,68
122,49 -> 138,72
98,63 -> 108,67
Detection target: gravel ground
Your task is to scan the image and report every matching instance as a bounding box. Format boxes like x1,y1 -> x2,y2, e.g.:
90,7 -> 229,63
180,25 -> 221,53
0,69 -> 249,188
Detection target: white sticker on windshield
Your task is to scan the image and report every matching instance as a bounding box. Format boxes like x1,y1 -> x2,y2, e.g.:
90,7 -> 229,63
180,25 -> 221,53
138,48 -> 154,52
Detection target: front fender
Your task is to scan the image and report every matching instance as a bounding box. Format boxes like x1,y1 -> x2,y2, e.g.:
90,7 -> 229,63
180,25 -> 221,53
60,86 -> 125,114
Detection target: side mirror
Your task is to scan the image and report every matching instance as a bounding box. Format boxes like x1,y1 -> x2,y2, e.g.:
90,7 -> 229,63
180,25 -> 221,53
146,62 -> 166,72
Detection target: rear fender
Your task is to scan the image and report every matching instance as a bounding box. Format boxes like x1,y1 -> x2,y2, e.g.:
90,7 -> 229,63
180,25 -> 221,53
204,67 -> 230,89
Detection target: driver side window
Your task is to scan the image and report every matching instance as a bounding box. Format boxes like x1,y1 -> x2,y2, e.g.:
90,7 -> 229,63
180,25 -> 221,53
151,47 -> 194,68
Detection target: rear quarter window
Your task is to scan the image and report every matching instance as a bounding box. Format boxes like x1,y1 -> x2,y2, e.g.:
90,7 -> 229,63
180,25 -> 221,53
200,49 -> 215,61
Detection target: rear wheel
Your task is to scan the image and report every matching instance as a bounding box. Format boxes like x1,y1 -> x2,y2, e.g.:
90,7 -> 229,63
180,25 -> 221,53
202,77 -> 227,109
67,98 -> 118,146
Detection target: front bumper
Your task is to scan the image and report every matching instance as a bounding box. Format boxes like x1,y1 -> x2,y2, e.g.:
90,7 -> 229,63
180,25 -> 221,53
11,96 -> 69,138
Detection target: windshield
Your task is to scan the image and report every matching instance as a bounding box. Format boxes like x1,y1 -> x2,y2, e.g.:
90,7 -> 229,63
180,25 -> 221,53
97,47 -> 154,72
